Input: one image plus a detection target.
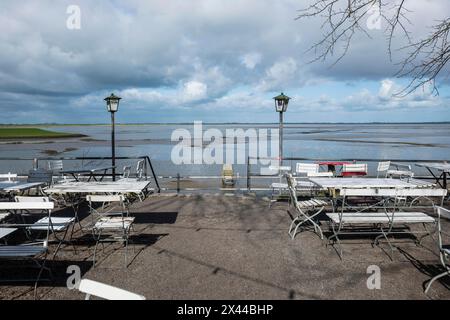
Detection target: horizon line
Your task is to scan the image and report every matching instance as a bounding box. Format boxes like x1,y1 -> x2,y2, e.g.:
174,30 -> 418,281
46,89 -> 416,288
1,121 -> 450,126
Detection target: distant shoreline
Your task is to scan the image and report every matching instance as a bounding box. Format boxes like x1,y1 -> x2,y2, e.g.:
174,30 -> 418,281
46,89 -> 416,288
0,128 -> 86,140
1,122 -> 449,126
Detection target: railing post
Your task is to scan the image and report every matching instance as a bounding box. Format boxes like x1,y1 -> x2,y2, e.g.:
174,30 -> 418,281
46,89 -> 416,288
177,173 -> 180,194
247,156 -> 251,192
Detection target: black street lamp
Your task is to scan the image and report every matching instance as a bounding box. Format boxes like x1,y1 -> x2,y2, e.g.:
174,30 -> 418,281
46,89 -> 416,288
104,93 -> 121,181
273,92 -> 290,166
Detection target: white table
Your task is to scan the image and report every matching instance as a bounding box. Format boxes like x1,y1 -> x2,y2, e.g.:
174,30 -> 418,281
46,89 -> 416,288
45,181 -> 152,195
308,177 -> 431,189
60,165 -> 116,182
0,182 -> 46,195
416,162 -> 450,189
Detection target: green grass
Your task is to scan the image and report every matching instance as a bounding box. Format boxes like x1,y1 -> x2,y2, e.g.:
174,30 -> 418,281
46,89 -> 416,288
0,128 -> 85,140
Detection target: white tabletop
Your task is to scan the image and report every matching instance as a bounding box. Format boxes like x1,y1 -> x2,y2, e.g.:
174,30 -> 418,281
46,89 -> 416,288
308,177 -> 429,189
45,181 -> 151,194
415,162 -> 450,172
0,182 -> 45,192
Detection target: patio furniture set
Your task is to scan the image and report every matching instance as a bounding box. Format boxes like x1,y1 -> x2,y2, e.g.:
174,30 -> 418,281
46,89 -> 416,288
269,160 -> 450,294
0,159 -> 153,297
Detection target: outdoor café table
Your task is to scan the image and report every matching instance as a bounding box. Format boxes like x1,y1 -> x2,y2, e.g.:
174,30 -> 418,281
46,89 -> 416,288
317,161 -> 351,176
44,181 -> 152,231
44,180 -> 151,196
307,177 -> 438,211
0,181 -> 46,197
60,165 -> 116,182
415,162 -> 450,189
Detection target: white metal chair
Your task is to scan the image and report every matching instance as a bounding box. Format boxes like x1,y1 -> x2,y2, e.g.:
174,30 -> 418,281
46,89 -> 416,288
27,168 -> 53,188
77,278 -> 145,300
136,160 -> 145,181
0,201 -> 54,296
264,166 -> 291,208
86,195 -> 135,267
387,162 -> 414,179
377,161 -> 391,178
122,166 -> 131,179
0,172 -> 17,182
342,163 -> 368,177
425,206 -> 450,294
285,173 -> 328,240
15,196 -> 75,258
296,163 -> 333,177
47,160 -> 65,184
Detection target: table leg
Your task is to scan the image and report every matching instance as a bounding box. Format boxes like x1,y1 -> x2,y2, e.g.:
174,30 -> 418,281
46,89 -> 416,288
444,172 -> 447,190
426,168 -> 443,188
99,169 -> 108,182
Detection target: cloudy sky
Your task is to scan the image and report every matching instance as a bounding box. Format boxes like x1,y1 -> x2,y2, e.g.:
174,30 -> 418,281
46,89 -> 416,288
1,0 -> 449,123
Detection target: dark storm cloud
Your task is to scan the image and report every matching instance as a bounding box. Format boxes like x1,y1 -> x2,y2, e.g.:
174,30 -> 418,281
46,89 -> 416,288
0,0 -> 449,122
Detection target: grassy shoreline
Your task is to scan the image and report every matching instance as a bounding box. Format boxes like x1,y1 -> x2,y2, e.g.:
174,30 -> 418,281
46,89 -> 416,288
0,128 -> 85,140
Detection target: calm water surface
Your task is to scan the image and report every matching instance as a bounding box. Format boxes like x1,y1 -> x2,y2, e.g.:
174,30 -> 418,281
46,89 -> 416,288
0,123 -> 449,180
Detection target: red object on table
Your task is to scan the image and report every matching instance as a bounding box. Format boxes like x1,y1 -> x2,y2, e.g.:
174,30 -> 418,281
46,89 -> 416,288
317,161 -> 352,177
342,171 -> 367,177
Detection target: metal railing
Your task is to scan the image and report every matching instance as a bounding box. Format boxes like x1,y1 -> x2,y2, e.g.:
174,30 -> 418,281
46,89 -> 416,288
0,155 -> 445,194
0,155 -> 160,193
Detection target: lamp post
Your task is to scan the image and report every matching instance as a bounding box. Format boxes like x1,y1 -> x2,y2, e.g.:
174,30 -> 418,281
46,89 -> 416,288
104,93 -> 121,181
273,92 -> 290,167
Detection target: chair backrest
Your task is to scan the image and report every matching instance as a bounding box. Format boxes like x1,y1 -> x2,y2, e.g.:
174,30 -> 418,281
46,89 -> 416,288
122,166 -> 131,179
86,195 -> 125,203
0,202 -> 54,210
27,168 -> 53,185
136,160 -> 145,180
377,161 -> 391,172
435,206 -> 450,253
285,174 -> 300,208
15,196 -> 49,203
296,163 -> 319,176
0,172 -> 17,182
48,160 -> 63,171
77,279 -> 146,300
342,163 -> 368,174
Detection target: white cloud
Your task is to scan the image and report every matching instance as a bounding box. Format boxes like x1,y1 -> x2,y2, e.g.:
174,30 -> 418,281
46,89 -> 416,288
241,53 -> 262,69
257,57 -> 298,91
181,81 -> 208,102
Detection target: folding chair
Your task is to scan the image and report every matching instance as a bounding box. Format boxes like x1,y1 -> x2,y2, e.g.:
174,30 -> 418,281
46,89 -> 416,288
77,278 -> 145,300
0,201 -> 54,297
296,163 -> 333,177
387,162 -> 414,179
86,195 -> 135,267
15,196 -> 75,258
285,173 -> 329,240
0,173 -> 17,182
425,206 -> 450,294
342,163 -> 368,177
47,160 -> 69,184
376,161 -> 391,178
261,166 -> 289,208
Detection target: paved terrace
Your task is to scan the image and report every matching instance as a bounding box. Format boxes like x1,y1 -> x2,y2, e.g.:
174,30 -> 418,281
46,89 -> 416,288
1,194 -> 449,300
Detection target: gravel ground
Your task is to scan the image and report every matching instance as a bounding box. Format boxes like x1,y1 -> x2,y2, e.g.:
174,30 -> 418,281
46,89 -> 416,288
1,193 -> 449,300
